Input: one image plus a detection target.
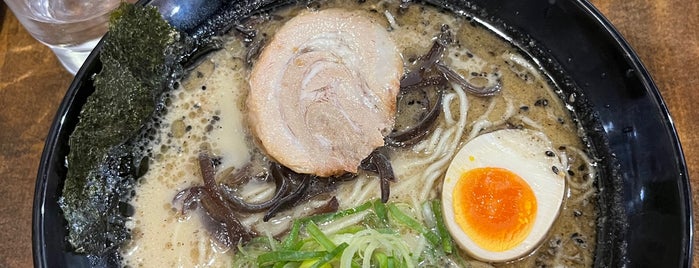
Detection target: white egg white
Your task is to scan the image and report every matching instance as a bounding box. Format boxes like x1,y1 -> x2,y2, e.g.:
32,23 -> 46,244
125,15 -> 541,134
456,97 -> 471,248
441,129 -> 566,262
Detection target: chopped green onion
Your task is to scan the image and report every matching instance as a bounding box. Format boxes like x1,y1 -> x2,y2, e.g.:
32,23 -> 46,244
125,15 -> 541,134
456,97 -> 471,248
282,263 -> 300,268
257,251 -> 326,266
303,200 -> 373,224
431,200 -> 453,253
334,225 -> 365,235
307,221 -> 336,251
339,229 -> 414,268
387,203 -> 441,248
387,256 -> 396,268
267,233 -> 280,252
373,199 -> 389,226
283,220 -> 302,250
299,258 -> 325,268
241,200 -> 455,268
374,252 -> 389,268
310,242 -> 349,268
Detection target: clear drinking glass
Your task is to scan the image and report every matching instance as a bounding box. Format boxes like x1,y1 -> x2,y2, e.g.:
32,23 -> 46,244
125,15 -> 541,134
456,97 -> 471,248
3,0 -> 137,74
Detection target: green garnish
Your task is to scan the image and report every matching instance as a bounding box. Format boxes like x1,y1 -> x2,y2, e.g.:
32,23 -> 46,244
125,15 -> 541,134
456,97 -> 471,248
235,199 -> 458,267
303,200 -> 373,224
59,3 -> 180,254
307,221 -> 337,251
310,243 -> 349,268
258,251 -> 328,266
387,203 -> 442,248
431,200 -> 454,253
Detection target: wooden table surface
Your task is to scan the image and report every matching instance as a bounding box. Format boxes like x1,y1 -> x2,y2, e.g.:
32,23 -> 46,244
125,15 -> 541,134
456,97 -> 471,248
0,1 -> 696,267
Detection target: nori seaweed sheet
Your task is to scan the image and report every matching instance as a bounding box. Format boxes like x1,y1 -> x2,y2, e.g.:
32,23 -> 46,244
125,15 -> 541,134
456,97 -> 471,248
59,3 -> 179,254
58,0 -> 275,256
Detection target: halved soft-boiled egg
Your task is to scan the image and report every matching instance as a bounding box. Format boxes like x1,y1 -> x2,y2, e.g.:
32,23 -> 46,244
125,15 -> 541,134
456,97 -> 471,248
441,129 -> 566,262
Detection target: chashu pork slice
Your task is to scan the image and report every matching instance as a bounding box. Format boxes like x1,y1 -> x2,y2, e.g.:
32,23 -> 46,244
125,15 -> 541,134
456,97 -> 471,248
247,8 -> 403,177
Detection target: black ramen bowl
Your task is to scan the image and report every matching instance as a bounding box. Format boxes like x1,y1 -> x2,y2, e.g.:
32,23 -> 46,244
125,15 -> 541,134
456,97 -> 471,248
32,0 -> 693,267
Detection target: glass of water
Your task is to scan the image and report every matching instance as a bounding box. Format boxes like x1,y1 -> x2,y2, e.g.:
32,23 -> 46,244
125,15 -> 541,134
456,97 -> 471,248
3,0 -> 137,74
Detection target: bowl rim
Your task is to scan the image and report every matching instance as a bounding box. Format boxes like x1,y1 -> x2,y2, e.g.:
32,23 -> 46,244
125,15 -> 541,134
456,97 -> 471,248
578,0 -> 693,262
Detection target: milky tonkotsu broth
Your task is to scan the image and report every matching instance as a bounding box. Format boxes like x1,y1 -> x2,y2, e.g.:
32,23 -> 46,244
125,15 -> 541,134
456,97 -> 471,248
122,1 -> 598,267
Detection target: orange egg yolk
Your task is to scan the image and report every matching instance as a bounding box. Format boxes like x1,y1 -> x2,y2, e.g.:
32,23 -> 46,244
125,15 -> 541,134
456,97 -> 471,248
452,167 -> 537,252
